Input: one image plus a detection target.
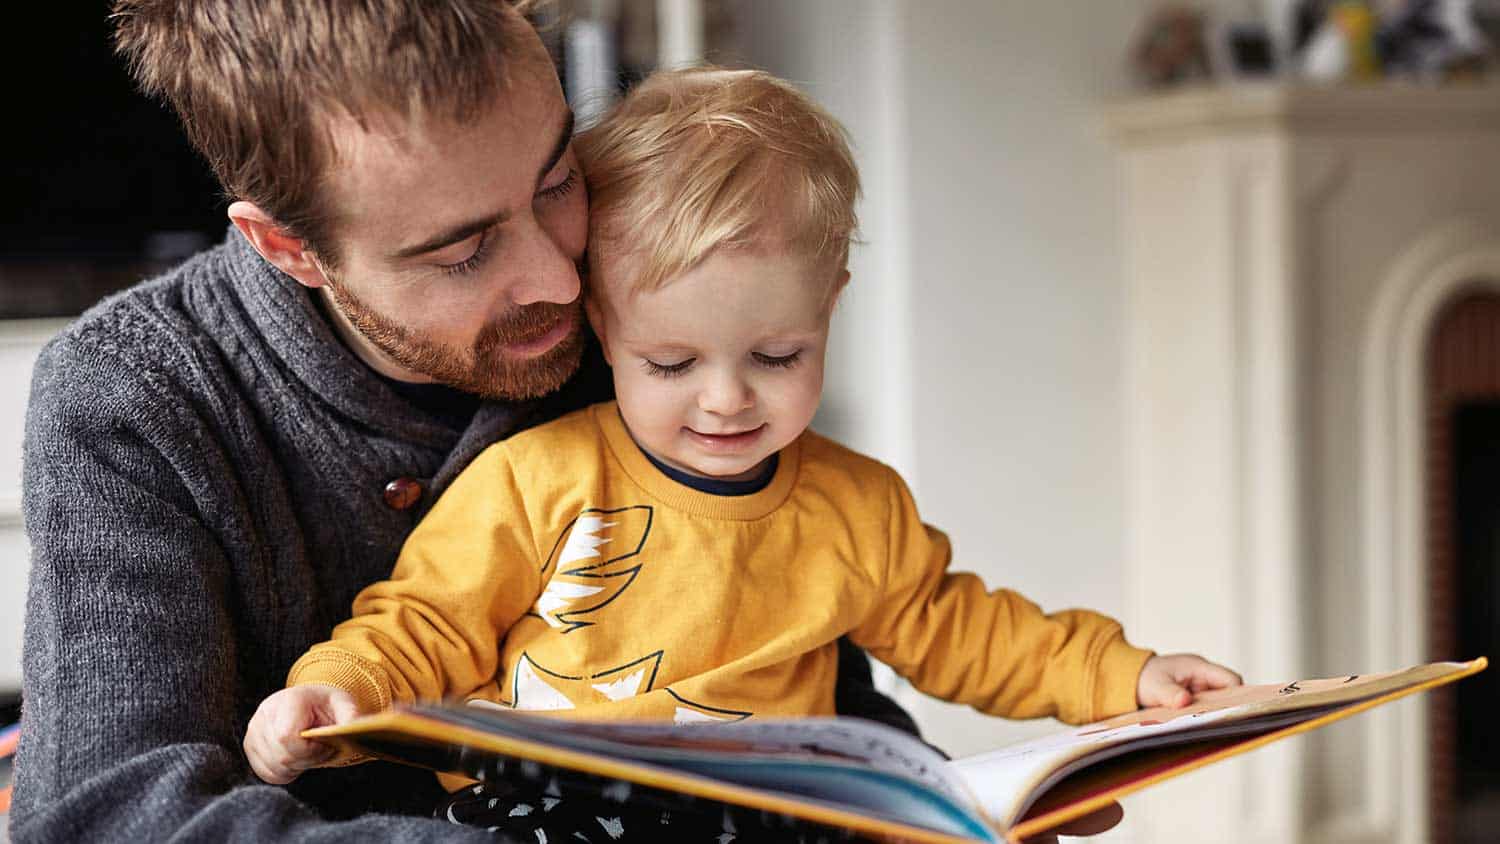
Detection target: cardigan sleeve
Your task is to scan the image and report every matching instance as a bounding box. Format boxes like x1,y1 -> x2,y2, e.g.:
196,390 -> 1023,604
11,332 -> 500,842
289,443 -> 543,715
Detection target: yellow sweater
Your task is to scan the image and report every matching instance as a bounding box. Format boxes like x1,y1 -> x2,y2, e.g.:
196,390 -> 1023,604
290,402 -> 1151,728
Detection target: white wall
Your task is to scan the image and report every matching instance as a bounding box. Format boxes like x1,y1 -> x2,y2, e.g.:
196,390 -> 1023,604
731,0 -> 1160,757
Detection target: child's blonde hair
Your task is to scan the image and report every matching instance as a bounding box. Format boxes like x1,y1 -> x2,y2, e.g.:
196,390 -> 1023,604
576,66 -> 859,304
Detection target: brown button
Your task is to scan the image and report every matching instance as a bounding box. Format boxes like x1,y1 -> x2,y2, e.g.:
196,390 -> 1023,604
383,477 -> 423,511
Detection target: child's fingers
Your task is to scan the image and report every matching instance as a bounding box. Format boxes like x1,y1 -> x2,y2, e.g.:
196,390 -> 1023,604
1139,672 -> 1193,709
274,700 -> 337,769
322,688 -> 362,726
244,708 -> 292,784
1190,661 -> 1243,690
283,731 -> 337,768
248,750 -> 289,785
1167,655 -> 1241,691
250,730 -> 334,784
246,729 -> 301,784
242,688 -> 338,784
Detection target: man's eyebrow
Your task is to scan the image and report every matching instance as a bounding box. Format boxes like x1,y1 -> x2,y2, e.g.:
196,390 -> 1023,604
538,109 -> 576,185
391,209 -> 511,260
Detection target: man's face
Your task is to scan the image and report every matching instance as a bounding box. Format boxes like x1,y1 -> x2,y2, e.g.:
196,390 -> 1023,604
312,33 -> 587,400
588,247 -> 839,481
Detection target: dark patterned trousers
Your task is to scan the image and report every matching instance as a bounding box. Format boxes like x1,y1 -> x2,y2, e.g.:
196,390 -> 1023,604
435,765 -> 859,843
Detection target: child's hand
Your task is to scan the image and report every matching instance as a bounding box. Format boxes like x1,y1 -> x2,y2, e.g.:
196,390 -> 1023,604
1137,653 -> 1242,709
244,684 -> 361,784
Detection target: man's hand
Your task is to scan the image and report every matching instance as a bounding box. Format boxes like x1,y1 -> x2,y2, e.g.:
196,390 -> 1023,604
243,684 -> 360,784
1137,653 -> 1243,709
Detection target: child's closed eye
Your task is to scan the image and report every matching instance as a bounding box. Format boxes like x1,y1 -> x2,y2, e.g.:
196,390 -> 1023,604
752,350 -> 802,369
642,358 -> 694,378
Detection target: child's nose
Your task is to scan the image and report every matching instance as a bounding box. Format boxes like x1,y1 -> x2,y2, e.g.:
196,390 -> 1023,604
698,373 -> 753,416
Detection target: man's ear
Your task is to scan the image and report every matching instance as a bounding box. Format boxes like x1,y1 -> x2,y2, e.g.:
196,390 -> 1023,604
227,201 -> 333,290
583,294 -> 613,365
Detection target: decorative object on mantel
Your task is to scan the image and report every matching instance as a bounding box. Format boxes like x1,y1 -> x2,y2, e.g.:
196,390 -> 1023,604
1376,0 -> 1497,80
1131,0 -> 1499,89
1131,6 -> 1215,89
1299,0 -> 1384,81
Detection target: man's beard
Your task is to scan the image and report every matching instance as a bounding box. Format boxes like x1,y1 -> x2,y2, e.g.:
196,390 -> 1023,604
323,279 -> 586,401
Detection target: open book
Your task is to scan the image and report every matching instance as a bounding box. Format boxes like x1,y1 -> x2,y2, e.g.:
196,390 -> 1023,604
307,657 -> 1486,843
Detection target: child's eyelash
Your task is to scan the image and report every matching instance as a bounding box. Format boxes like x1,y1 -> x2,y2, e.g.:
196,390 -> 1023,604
643,358 -> 693,378
440,230 -> 492,276
539,169 -> 579,200
753,351 -> 802,369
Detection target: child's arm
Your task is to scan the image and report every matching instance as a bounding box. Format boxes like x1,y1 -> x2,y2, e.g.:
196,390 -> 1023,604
283,444 -> 543,718
851,470 -> 1153,724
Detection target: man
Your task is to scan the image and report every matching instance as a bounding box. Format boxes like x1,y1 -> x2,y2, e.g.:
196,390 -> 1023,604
10,2 -> 918,840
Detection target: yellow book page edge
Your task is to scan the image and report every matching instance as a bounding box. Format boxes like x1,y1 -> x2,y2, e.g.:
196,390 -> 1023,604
1005,656 -> 1489,844
307,712 -> 989,844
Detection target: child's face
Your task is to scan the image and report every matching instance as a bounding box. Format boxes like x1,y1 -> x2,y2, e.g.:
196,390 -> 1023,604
588,248 -> 842,481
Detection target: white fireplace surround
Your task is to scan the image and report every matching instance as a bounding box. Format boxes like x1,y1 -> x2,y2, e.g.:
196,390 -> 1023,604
1109,84 -> 1500,843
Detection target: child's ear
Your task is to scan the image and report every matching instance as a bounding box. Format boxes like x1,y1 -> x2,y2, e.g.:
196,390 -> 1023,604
583,295 -> 613,365
227,201 -> 333,289
827,269 -> 851,310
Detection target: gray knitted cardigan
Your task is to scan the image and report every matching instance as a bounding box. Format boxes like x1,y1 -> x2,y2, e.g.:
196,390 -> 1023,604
10,229 -> 911,842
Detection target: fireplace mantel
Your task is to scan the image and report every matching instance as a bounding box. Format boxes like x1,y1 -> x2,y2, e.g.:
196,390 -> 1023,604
1107,83 -> 1500,844
1107,81 -> 1500,139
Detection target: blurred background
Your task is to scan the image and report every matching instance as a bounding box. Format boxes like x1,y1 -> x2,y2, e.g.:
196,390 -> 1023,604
3,1 -> 1499,841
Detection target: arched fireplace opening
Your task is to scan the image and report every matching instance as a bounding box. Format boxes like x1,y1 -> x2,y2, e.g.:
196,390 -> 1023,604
1423,289 -> 1500,844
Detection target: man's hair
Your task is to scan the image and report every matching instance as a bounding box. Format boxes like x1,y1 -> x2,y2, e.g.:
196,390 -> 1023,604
575,67 -> 859,304
110,0 -> 542,263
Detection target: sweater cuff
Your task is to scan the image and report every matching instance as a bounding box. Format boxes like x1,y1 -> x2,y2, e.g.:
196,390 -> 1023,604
1091,636 -> 1155,721
286,650 -> 392,717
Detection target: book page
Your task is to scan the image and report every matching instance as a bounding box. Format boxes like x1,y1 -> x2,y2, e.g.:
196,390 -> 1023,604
420,705 -> 977,805
950,660 -> 1481,826
951,706 -> 1243,825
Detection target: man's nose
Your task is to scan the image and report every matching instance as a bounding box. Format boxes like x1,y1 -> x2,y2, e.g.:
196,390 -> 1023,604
698,371 -> 754,416
506,218 -> 582,307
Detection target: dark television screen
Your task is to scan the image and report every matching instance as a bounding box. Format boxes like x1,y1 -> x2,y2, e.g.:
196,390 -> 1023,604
4,3 -> 225,317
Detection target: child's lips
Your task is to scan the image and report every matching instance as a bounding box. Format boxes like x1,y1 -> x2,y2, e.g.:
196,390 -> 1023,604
683,424 -> 767,453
